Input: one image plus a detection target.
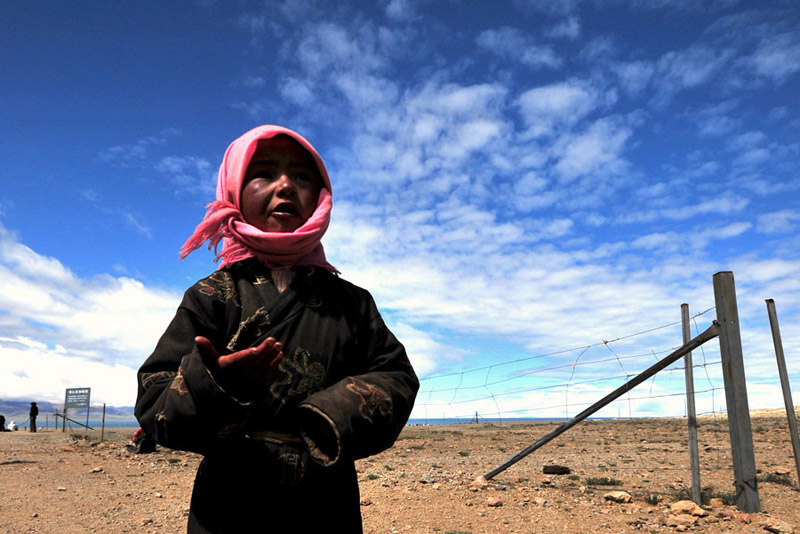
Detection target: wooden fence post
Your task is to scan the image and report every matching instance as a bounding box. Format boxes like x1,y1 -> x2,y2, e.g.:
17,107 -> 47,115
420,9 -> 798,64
713,271 -> 760,513
765,299 -> 800,484
682,303 -> 702,505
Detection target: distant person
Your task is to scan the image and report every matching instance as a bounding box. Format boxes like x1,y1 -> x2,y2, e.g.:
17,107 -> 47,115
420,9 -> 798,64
29,402 -> 38,432
0,414 -> 6,431
135,125 -> 418,533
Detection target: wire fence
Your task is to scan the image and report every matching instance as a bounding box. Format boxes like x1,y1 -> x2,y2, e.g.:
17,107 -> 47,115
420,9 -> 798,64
407,292 -> 800,509
413,307 -> 724,425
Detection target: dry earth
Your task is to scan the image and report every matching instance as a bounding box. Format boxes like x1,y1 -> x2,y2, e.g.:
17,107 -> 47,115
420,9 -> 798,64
1,413 -> 799,533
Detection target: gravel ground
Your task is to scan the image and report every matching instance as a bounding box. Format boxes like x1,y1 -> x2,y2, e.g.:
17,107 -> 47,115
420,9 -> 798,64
1,413 -> 799,533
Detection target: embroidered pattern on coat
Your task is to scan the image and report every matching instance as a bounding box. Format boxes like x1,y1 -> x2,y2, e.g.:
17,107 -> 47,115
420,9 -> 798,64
346,377 -> 392,423
141,371 -> 177,391
197,271 -> 239,306
270,348 -> 326,404
226,307 -> 271,351
170,366 -> 189,396
253,274 -> 270,285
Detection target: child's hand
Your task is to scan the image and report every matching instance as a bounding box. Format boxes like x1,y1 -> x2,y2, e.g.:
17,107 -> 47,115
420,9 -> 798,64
195,336 -> 284,399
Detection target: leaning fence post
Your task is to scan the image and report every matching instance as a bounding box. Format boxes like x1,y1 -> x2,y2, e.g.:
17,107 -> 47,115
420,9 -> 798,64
682,303 -> 702,505
713,271 -> 760,513
765,299 -> 800,484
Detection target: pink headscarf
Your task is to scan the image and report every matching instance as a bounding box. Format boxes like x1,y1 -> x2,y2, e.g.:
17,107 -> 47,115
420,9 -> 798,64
179,125 -> 337,272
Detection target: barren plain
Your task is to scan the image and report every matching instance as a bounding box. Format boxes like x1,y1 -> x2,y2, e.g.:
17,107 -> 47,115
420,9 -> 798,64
2,413 -> 799,533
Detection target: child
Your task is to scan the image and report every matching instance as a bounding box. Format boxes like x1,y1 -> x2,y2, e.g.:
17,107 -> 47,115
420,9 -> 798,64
135,125 -> 419,533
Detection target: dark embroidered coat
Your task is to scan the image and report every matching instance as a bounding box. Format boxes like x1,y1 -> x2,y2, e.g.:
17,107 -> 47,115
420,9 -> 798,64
135,258 -> 418,533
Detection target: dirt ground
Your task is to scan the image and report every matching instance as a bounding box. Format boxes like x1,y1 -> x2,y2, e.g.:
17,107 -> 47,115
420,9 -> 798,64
1,413 -> 799,533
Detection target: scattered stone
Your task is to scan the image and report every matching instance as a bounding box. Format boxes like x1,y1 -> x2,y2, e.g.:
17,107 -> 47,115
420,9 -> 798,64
670,500 -> 708,517
603,491 -> 632,503
470,476 -> 488,491
666,514 -> 698,528
31,513 -> 38,518
740,513 -> 753,524
773,466 -> 792,476
57,487 -> 67,492
621,503 -> 641,515
89,467 -> 104,474
708,498 -> 725,509
419,475 -> 436,484
543,464 -> 571,475
360,499 -> 372,507
487,497 -> 503,507
717,510 -> 735,521
155,493 -> 163,498
762,517 -> 794,534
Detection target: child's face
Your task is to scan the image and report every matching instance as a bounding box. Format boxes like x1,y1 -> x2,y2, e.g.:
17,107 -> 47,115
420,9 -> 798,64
241,135 -> 321,233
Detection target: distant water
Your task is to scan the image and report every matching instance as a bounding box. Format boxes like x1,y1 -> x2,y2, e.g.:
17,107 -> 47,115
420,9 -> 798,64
407,417 -> 571,426
40,419 -> 140,430
37,416 -> 582,432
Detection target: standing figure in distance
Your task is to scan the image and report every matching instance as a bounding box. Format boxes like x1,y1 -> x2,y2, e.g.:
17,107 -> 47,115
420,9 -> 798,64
135,125 -> 418,533
29,402 -> 38,433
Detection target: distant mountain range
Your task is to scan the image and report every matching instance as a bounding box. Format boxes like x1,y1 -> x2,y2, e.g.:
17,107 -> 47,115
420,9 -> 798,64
0,399 -> 134,420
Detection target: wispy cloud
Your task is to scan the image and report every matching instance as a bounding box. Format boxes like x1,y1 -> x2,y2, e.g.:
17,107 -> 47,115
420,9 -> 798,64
758,209 -> 800,234
155,156 -> 216,196
97,129 -> 181,167
476,27 -> 562,69
742,31 -> 800,84
516,81 -> 600,138
122,211 -> 153,239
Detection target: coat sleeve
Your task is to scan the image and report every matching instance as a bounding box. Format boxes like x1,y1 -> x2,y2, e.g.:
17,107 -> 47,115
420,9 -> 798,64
297,288 -> 418,466
134,288 -> 252,455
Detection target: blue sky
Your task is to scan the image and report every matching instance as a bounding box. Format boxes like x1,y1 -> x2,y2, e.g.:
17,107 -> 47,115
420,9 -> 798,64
1,0 -> 798,420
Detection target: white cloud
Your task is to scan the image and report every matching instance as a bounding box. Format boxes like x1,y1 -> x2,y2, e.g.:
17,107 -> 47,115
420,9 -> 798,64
97,130 -> 180,166
547,16 -> 580,39
694,100 -> 741,137
727,130 -> 767,151
619,193 -> 750,224
758,210 -> 800,234
744,32 -> 800,84
517,81 -> 600,137
476,27 -> 562,69
239,75 -> 266,88
0,224 -> 180,383
0,336 -> 137,407
631,222 -> 751,254
388,322 -> 465,378
122,212 -> 153,239
612,60 -> 655,96
551,117 -> 632,182
156,156 -> 216,196
297,22 -> 386,76
385,0 -> 415,21
653,44 -> 734,104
